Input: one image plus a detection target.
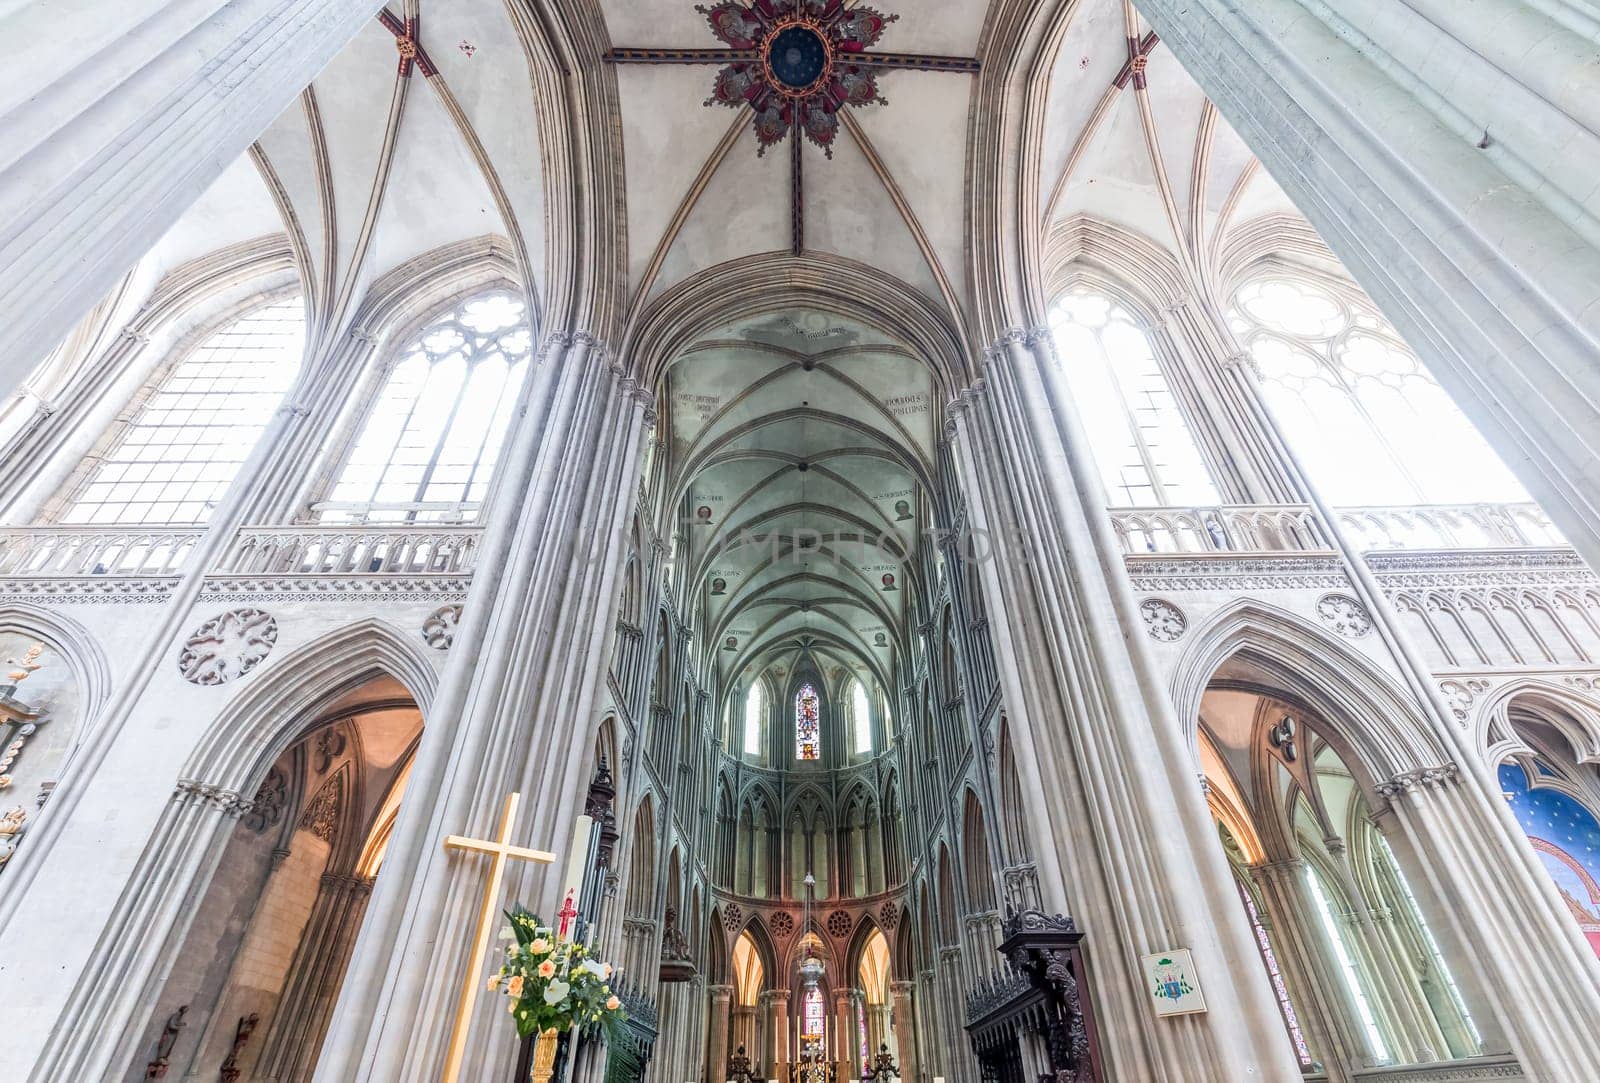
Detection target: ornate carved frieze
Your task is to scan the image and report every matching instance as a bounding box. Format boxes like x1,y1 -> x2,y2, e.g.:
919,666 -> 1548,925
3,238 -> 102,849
1367,548 -> 1593,589
1315,593 -> 1373,638
176,608 -> 278,685
202,576 -> 470,602
1139,597 -> 1187,642
421,603 -> 462,650
1125,554 -> 1349,593
0,577 -> 178,602
1375,762 -> 1462,800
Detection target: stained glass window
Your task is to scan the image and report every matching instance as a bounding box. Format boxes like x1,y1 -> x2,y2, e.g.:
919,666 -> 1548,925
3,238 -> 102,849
321,292 -> 531,522
62,299 -> 305,524
803,987 -> 825,1040
1048,289 -> 1218,506
744,682 -> 765,757
795,683 -> 820,761
1228,275 -> 1525,506
1236,879 -> 1312,1066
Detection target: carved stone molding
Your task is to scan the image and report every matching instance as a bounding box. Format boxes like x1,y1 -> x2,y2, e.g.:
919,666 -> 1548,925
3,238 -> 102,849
298,775 -> 341,842
1316,593 -> 1374,638
0,577 -> 178,602
243,768 -> 286,833
1138,597 -> 1187,642
1125,554 -> 1349,593
202,576 -> 471,602
1439,678 -> 1491,723
176,608 -> 278,685
421,603 -> 462,650
173,779 -> 257,818
1376,762 -> 1462,800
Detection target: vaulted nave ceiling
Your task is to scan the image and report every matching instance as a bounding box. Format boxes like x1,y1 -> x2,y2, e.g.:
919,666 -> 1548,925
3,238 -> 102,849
663,309 -> 935,699
137,0 -> 1305,358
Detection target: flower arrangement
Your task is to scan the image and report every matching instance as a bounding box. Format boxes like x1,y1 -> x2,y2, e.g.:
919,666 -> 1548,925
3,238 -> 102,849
489,906 -> 626,1043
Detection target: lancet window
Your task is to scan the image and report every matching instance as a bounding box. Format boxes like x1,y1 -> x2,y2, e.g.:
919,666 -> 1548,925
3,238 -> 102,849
850,677 -> 871,756
61,298 -> 305,524
796,682 -> 820,761
744,681 -> 766,758
320,292 -> 531,522
1047,288 -> 1218,506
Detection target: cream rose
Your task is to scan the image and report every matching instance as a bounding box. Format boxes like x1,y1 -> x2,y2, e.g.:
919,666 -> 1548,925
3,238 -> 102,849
605,995 -> 621,1011
507,975 -> 524,997
537,959 -> 556,979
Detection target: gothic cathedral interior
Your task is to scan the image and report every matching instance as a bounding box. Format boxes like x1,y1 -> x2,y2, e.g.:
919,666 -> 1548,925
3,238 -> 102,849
3,1 -> 1600,1082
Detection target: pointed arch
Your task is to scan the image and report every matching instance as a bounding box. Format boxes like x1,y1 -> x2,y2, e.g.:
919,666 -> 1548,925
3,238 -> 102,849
1170,600 -> 1446,787
180,617 -> 437,795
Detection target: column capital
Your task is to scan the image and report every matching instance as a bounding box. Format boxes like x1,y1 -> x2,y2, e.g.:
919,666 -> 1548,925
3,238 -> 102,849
1375,762 -> 1461,800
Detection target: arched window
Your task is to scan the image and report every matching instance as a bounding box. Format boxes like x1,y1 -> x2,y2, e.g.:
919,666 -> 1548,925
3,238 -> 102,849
743,681 -> 765,758
1048,288 -> 1218,506
321,292 -> 531,522
795,682 -> 820,761
1229,273 -> 1525,505
62,298 -> 305,524
1306,863 -> 1390,1064
802,986 -> 825,1042
850,678 -> 872,756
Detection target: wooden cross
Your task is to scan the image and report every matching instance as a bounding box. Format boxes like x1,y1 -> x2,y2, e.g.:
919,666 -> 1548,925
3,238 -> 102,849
440,792 -> 557,1083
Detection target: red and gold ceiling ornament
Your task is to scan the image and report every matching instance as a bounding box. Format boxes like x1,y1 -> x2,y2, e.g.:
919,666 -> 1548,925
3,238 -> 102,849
698,0 -> 897,155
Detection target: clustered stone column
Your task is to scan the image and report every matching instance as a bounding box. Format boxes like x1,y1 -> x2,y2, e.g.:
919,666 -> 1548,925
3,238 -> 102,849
0,0 -> 387,385
765,988 -> 790,1080
308,337 -> 655,1082
254,872 -> 375,1080
946,327 -> 1304,1079
889,981 -> 917,1083
830,987 -> 859,1077
706,984 -> 733,1081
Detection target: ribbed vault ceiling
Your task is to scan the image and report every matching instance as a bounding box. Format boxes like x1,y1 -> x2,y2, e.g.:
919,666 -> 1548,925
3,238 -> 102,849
139,0 -> 1304,356
665,309 -> 935,698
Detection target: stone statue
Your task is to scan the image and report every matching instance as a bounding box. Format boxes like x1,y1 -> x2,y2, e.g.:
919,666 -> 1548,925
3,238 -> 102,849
144,1004 -> 187,1079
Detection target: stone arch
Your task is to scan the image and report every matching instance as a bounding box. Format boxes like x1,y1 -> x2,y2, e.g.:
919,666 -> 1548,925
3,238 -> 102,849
960,788 -> 997,913
628,251 -> 970,394
1481,680 -> 1600,777
179,617 -> 437,797
624,794 -> 658,919
1171,600 -> 1447,788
